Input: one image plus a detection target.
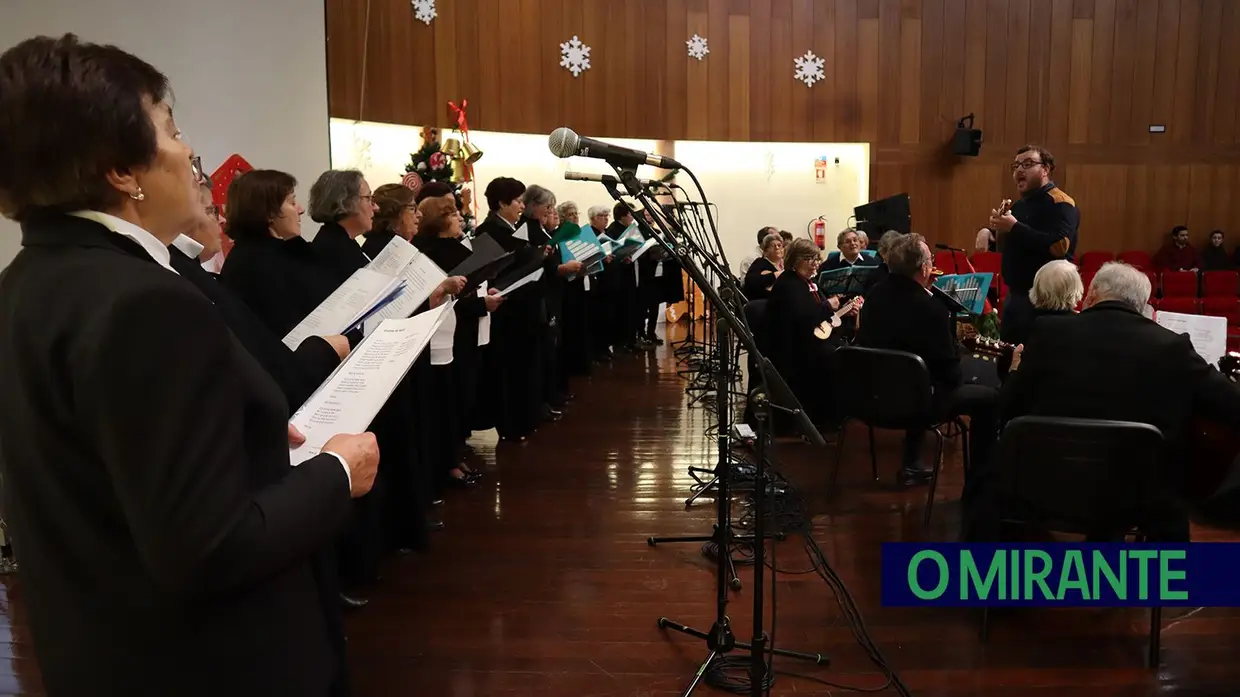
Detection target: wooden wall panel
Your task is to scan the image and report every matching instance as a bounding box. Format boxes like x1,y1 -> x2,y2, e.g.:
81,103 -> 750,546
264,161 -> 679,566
326,0 -> 1240,253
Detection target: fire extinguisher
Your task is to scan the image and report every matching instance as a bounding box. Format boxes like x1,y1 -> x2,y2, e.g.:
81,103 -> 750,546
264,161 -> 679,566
809,217 -> 827,249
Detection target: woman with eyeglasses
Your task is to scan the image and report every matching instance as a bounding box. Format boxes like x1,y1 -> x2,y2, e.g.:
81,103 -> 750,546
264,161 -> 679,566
364,183 -> 420,257
0,35 -> 379,697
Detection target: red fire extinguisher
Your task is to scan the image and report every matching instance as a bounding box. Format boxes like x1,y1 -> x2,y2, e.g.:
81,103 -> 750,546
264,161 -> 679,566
809,217 -> 827,250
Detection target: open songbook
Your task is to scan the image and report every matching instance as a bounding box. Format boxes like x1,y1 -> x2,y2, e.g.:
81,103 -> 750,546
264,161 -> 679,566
282,268 -> 405,350
361,236 -> 448,335
559,224 -> 606,273
289,303 -> 453,466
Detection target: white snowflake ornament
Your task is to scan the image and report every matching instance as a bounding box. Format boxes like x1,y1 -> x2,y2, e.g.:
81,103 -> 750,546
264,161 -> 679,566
794,50 -> 826,87
687,34 -> 709,61
411,0 -> 436,25
560,35 -> 592,77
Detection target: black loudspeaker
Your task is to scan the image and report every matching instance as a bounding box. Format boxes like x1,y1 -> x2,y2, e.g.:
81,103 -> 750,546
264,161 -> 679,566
952,126 -> 983,156
855,193 -> 912,236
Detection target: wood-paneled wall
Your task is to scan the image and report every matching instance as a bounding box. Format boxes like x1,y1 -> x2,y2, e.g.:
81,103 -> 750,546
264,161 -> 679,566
326,0 -> 1240,253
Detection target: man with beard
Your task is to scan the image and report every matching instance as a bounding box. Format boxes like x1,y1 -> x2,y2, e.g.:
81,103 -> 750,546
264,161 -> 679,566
975,145 -> 1080,344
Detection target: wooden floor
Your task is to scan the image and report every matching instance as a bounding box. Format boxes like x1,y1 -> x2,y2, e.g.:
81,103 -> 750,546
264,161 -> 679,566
4,322 -> 1240,696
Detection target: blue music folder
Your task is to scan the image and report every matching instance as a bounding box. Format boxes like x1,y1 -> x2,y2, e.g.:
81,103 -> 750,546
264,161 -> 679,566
933,272 -> 994,315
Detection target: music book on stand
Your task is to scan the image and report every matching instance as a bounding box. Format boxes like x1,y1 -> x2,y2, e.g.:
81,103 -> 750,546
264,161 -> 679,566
815,264 -> 876,296
289,303 -> 454,466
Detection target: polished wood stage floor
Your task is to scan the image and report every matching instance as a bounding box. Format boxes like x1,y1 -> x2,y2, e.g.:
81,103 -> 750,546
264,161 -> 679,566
3,323 -> 1240,696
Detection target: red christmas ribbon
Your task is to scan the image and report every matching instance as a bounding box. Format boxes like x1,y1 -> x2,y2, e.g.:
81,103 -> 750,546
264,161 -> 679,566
447,99 -> 478,217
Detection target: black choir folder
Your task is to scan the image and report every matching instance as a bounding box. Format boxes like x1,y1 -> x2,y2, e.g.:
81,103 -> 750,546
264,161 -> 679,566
452,233 -> 514,294
289,303 -> 453,466
493,245 -> 550,295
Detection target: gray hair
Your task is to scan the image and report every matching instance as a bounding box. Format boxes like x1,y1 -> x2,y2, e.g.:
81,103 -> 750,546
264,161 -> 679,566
308,169 -> 364,223
856,229 -> 869,246
587,204 -> 609,219
522,184 -> 556,209
1088,261 -> 1151,312
760,233 -> 783,254
877,230 -> 902,258
836,227 -> 859,247
556,201 -> 578,219
1029,260 -> 1083,311
886,232 -> 931,277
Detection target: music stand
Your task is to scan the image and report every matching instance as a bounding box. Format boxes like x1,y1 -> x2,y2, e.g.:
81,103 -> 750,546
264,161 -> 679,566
816,265 -> 878,298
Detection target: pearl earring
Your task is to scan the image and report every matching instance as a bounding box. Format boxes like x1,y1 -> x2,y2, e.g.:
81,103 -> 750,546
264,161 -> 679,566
130,188 -> 145,202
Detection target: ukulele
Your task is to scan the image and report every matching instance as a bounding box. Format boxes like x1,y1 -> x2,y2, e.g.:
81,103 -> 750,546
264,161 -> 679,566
961,335 -> 1016,363
814,297 -> 863,341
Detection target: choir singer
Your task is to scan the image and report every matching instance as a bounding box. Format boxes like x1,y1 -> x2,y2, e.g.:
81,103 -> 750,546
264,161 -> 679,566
0,35 -> 379,697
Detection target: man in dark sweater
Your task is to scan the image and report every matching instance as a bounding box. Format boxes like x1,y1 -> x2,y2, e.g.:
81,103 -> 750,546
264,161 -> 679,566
975,145 -> 1080,343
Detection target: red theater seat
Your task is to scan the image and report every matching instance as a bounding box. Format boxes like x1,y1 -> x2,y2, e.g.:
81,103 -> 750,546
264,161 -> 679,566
1202,271 -> 1238,297
1078,251 -> 1114,273
1117,250 -> 1152,269
1156,297 -> 1200,315
1161,271 -> 1199,298
1202,297 -> 1240,323
971,251 -> 1002,275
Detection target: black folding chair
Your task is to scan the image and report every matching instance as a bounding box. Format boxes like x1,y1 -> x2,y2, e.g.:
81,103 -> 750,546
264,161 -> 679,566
980,416 -> 1165,667
827,346 -> 968,524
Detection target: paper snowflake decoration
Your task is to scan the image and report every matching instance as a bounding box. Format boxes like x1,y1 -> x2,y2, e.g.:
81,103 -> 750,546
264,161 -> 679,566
687,34 -> 709,60
411,0 -> 436,24
794,50 -> 826,87
560,35 -> 592,77
351,129 -> 373,172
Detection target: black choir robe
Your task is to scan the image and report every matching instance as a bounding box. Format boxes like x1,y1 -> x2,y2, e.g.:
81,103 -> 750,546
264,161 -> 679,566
760,271 -> 838,425
604,220 -> 640,349
0,214 -> 350,697
311,221 -> 371,284
362,229 -> 397,260
168,244 -> 350,696
475,213 -> 548,439
585,225 -> 615,358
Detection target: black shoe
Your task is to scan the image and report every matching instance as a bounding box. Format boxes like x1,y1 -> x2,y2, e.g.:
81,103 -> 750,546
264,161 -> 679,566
340,593 -> 369,611
427,520 -> 445,532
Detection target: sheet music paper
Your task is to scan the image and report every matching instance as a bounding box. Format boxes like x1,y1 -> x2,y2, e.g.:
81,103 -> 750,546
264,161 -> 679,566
362,237 -> 448,335
289,304 -> 452,466
514,221 -> 531,241
477,282 -> 492,346
282,268 -> 404,350
497,267 -> 545,296
629,238 -> 659,261
1155,310 -> 1228,368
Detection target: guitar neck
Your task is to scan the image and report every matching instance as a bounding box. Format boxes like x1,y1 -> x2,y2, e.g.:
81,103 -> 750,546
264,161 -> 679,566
833,298 -> 860,320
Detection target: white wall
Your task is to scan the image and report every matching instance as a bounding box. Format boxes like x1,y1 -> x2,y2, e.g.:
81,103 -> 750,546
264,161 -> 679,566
0,0 -> 331,266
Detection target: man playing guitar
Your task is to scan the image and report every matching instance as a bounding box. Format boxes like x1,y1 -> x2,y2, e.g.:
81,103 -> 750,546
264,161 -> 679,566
974,145 -> 1080,344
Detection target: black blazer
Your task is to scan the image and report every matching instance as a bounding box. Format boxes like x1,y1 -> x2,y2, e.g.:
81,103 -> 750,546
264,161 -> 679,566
361,229 -> 397,260
1002,301 -> 1240,465
311,221 -> 371,284
858,274 -> 962,393
760,271 -> 833,378
414,235 -> 488,347
742,257 -> 780,301
169,246 -> 340,409
219,235 -> 342,339
0,214 -> 351,696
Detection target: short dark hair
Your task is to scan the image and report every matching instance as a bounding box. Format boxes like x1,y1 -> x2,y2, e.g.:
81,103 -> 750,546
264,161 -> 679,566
755,226 -> 777,245
225,170 -> 297,241
1172,225 -> 1189,236
613,202 -> 633,221
416,181 -> 455,204
0,34 -> 171,221
779,230 -> 793,242
485,177 -> 525,211
886,233 -> 931,277
1015,144 -> 1055,172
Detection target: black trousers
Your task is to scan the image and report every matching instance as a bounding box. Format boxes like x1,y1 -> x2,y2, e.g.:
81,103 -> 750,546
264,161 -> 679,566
903,384 -> 999,487
999,290 -> 1033,344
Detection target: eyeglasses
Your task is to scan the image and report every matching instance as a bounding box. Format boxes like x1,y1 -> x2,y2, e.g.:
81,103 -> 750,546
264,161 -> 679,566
191,156 -> 206,185
1010,159 -> 1046,172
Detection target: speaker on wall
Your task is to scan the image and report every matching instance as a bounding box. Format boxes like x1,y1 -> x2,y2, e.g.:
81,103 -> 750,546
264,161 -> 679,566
951,114 -> 982,156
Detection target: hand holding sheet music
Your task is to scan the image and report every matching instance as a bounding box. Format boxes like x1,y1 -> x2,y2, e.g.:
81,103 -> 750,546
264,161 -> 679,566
282,268 -> 405,350
290,304 -> 453,466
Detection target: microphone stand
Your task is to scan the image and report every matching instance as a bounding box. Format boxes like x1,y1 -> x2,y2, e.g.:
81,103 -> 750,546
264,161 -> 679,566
597,162 -> 828,697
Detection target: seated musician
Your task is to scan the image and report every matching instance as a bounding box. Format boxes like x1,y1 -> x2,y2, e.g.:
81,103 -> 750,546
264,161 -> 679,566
996,260 -> 1082,377
858,233 -> 999,487
760,239 -> 855,427
863,230 -> 901,295
987,262 -> 1240,540
741,232 -> 784,301
820,228 -> 879,272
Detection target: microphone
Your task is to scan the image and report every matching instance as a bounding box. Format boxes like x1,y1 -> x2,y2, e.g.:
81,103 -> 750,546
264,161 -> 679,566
563,171 -> 667,190
549,127 -> 682,169
935,243 -> 965,252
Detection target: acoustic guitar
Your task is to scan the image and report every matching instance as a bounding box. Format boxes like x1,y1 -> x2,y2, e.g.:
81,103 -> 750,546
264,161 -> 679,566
962,335 -> 1015,363
814,296 -> 863,341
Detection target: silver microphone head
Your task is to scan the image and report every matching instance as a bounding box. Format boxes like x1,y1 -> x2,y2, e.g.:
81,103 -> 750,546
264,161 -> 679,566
548,127 -> 580,158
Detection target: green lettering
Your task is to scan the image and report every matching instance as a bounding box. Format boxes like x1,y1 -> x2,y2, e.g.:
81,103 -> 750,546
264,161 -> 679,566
1010,549 -> 1019,594
961,550 -> 1005,600
1159,550 -> 1188,601
908,551 -> 949,600
1056,550 -> 1091,600
1023,550 -> 1054,599
1130,550 -> 1158,600
1092,549 -> 1126,600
